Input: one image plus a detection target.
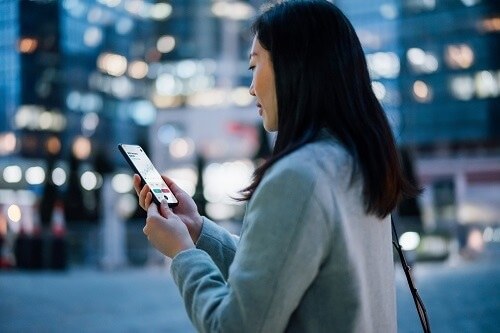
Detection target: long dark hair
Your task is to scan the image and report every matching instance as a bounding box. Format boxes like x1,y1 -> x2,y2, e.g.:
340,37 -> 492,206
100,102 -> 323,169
240,0 -> 418,218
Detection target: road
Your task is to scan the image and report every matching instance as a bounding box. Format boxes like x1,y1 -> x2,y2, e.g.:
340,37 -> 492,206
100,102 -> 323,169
1,247 -> 499,333
396,251 -> 500,333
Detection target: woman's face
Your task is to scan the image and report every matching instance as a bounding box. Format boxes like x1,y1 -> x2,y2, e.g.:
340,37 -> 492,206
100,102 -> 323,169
249,37 -> 278,132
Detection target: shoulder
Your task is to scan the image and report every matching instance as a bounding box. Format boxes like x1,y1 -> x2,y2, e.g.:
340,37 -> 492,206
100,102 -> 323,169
246,134 -> 353,228
265,133 -> 353,188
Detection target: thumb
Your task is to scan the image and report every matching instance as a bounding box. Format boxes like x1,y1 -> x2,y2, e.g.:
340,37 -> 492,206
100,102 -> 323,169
147,202 -> 160,218
159,199 -> 172,217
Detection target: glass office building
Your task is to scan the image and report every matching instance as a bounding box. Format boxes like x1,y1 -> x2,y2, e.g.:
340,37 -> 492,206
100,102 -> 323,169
0,1 -> 19,135
395,0 -> 500,233
336,0 -> 403,133
0,0 -> 256,222
336,0 -> 499,148
335,0 -> 500,237
61,0 -> 165,168
0,1 -> 60,158
398,0 -> 500,148
1,0 -> 498,227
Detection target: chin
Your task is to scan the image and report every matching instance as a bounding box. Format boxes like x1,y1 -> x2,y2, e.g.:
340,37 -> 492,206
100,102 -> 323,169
263,123 -> 278,133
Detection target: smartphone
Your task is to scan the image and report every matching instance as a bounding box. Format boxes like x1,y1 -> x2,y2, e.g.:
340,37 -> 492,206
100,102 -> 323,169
118,144 -> 178,207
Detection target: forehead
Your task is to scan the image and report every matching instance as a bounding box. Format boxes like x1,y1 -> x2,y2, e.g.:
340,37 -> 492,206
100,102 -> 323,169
250,36 -> 264,57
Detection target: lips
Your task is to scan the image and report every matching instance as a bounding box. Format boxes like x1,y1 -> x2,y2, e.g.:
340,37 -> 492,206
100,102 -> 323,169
256,103 -> 263,116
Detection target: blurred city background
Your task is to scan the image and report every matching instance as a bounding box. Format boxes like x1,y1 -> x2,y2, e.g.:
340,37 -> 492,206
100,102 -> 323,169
0,0 -> 499,332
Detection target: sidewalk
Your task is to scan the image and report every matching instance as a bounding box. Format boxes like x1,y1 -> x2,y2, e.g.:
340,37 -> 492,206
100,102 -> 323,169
1,252 -> 499,332
0,265 -> 196,333
396,251 -> 500,333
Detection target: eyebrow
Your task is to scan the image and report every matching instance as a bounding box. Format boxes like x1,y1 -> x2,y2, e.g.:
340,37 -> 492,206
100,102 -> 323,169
249,52 -> 258,60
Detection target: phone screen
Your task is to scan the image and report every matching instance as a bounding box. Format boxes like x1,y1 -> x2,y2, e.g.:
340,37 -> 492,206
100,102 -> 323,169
118,144 -> 178,207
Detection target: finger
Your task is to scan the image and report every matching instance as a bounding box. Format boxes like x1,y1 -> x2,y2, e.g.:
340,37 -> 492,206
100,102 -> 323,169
138,185 -> 146,209
159,199 -> 173,218
139,184 -> 150,209
147,201 -> 160,218
143,209 -> 156,237
133,174 -> 142,195
145,192 -> 153,209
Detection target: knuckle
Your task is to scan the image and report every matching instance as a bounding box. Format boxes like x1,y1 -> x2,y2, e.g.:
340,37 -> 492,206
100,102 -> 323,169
145,216 -> 157,227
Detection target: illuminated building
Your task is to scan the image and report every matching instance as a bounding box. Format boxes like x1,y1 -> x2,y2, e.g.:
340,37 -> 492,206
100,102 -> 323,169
336,0 -> 403,134
0,1 -> 63,159
326,1 -> 500,236
398,0 -> 500,147
334,0 -> 499,148
395,0 -> 500,235
0,1 -> 19,136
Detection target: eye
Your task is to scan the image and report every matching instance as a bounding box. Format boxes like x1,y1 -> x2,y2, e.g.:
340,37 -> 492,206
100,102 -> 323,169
248,65 -> 255,72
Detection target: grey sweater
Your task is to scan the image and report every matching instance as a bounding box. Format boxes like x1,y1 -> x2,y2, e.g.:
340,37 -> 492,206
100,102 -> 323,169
171,133 -> 397,333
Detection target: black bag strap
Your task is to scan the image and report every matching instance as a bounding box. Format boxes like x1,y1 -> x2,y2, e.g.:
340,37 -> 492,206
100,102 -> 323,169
391,215 -> 431,333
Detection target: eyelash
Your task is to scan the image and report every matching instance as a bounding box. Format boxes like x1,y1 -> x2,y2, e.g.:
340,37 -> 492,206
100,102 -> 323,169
248,65 -> 255,72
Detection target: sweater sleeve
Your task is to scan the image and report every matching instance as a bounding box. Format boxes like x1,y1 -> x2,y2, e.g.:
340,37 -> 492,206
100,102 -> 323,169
170,162 -> 332,333
195,217 -> 239,279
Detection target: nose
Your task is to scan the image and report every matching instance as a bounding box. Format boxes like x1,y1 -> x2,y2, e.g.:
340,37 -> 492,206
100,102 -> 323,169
249,82 -> 256,97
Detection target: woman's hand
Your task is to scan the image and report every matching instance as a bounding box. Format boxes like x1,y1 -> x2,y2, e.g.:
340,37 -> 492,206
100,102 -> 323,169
144,200 -> 195,258
133,174 -> 203,244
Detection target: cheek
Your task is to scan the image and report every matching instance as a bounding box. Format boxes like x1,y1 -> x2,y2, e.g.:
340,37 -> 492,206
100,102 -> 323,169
260,76 -> 273,100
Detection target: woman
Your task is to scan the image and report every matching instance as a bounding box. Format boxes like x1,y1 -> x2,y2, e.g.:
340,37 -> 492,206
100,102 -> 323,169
134,1 -> 417,332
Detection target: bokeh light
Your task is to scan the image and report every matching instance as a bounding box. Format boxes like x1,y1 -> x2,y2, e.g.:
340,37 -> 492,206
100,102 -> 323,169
475,70 -> 499,98
399,232 -> 421,251
150,3 -> 173,20
163,168 -> 198,197
169,138 -> 195,159
128,60 -> 149,79
371,81 -> 387,100
81,171 -> 98,191
73,136 -> 92,160
445,44 -> 474,69
7,204 -> 21,223
129,100 -> 157,126
97,52 -> 128,76
413,80 -> 433,102
46,136 -> 61,155
366,52 -> 400,79
18,37 -> 38,53
211,1 -> 255,20
52,167 -> 67,186
112,173 -> 134,194
82,112 -> 100,136
203,159 -> 254,204
0,132 -> 17,155
157,35 -> 176,53
3,165 -> 22,184
116,193 -> 138,218
25,166 -> 45,185
449,75 -> 475,101
83,26 -> 103,47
